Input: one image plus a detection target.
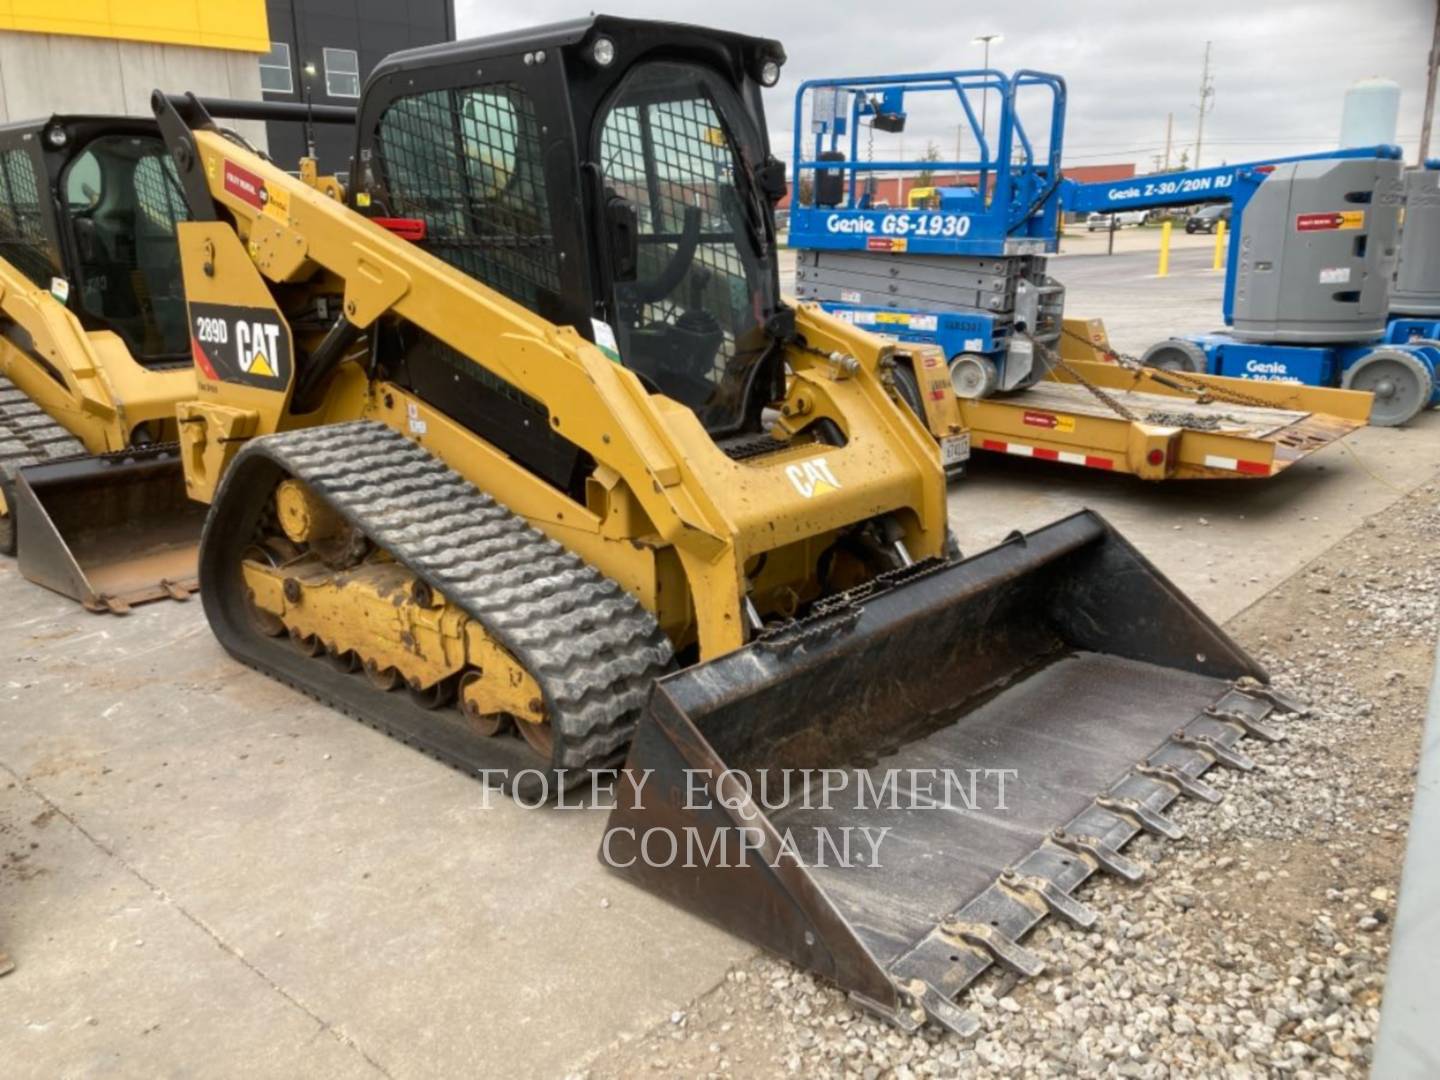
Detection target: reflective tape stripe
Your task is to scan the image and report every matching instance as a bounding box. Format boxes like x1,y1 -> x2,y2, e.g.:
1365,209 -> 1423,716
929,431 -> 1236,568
1203,454 -> 1271,476
979,438 -> 1114,470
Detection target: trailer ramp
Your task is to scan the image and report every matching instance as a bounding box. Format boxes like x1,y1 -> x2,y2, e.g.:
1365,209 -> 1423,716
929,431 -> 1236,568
962,359 -> 1370,480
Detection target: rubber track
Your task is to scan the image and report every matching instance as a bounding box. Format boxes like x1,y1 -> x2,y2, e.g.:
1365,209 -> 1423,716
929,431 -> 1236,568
237,421 -> 675,770
0,375 -> 87,485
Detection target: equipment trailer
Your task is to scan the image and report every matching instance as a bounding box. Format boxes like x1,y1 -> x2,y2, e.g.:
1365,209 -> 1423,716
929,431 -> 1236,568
788,69 -> 1371,477
959,350 -> 1369,480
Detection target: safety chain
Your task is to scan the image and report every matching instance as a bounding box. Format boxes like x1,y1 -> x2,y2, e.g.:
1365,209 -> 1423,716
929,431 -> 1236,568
1059,325 -> 1284,411
1030,334 -> 1142,422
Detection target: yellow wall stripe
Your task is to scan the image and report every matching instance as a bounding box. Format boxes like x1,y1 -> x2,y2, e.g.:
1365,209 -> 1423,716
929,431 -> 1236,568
0,1 -> 270,54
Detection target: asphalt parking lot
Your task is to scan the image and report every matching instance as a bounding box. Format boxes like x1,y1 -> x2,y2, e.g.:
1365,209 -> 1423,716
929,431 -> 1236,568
2,240 -> 1436,1077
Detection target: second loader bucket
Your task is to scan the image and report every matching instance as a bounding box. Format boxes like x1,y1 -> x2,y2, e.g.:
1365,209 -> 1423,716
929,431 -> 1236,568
602,510 -> 1302,1035
14,445 -> 206,614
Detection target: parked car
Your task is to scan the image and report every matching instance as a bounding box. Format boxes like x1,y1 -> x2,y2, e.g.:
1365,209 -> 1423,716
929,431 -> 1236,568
1185,203 -> 1231,233
1085,210 -> 1148,231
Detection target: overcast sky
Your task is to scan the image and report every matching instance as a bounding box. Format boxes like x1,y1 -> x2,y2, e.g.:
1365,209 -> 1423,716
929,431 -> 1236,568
454,0 -> 1438,172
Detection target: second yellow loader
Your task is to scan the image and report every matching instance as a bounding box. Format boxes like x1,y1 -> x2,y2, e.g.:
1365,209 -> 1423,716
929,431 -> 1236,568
0,115 -> 205,611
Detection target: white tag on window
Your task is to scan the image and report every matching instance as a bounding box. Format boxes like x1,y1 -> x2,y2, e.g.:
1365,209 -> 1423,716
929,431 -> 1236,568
49,277 -> 70,303
591,319 -> 622,363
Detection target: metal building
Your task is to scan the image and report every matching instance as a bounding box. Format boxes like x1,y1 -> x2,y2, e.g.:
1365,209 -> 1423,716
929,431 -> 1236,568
0,7 -> 269,146
259,1 -> 456,174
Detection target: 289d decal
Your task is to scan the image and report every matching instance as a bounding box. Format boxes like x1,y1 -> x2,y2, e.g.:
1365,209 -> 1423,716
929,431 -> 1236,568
189,302 -> 293,390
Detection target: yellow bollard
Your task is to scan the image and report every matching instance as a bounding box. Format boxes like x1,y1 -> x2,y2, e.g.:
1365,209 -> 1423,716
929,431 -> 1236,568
1212,219 -> 1227,271
1157,219 -> 1172,277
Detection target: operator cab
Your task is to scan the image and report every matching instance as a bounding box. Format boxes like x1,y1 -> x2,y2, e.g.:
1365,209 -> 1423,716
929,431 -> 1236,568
355,16 -> 791,443
0,117 -> 190,367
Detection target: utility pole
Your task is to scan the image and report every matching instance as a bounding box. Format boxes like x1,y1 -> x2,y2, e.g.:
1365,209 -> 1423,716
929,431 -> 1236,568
1194,41 -> 1216,168
1421,0 -> 1440,164
1163,112 -> 1174,170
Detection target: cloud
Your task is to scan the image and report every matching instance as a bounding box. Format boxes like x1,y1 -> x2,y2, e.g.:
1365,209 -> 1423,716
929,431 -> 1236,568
452,0 -> 1435,171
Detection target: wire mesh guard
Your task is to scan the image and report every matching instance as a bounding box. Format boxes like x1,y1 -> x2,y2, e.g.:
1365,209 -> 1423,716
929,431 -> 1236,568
601,81 -> 751,372
376,84 -> 562,319
0,148 -> 56,288
597,63 -> 767,428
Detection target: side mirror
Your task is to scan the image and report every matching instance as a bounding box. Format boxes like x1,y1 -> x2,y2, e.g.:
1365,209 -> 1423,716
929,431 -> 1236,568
606,195 -> 639,282
755,156 -> 787,204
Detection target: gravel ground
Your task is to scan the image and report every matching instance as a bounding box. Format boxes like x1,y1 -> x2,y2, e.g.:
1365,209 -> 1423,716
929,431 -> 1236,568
577,476 -> 1439,1079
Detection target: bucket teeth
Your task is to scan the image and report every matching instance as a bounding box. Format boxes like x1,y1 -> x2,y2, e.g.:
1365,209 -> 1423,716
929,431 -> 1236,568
901,982 -> 982,1039
161,579 -> 193,602
1172,729 -> 1256,771
1138,763 -> 1222,803
940,921 -> 1046,978
999,870 -> 1100,929
1205,706 -> 1283,743
1049,828 -> 1146,882
1096,795 -> 1186,840
1233,676 -> 1309,717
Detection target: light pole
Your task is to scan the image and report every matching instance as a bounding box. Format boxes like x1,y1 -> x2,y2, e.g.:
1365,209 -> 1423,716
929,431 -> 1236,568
972,33 -> 1003,146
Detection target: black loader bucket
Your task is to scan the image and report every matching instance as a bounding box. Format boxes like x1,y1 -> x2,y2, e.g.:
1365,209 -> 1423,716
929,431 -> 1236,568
602,510 -> 1303,1035
14,445 -> 206,614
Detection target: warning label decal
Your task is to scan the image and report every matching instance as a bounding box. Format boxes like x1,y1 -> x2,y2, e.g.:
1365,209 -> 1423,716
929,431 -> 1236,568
1295,210 -> 1365,232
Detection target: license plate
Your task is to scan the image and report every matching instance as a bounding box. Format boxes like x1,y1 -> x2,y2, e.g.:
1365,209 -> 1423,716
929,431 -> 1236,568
941,433 -> 970,467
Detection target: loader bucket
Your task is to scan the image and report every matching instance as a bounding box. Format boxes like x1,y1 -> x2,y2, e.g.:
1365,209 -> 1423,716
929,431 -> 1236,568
14,445 -> 206,614
602,510 -> 1299,1035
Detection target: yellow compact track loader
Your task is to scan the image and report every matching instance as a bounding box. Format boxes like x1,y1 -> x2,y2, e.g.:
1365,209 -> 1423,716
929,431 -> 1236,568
0,115 -> 206,611
154,16 -> 1302,1035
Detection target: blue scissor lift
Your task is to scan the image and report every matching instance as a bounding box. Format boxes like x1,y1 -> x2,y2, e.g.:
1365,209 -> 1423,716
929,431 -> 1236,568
789,69 -> 1068,398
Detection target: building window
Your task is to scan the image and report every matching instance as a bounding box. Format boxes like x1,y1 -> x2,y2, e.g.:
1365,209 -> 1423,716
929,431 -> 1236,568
323,48 -> 361,99
259,42 -> 293,94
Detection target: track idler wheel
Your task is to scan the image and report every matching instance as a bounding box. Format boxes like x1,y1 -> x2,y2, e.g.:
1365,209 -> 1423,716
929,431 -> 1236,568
516,716 -> 555,759
327,647 -> 361,673
290,628 -> 324,656
408,674 -> 457,711
364,659 -> 401,691
241,541 -> 293,637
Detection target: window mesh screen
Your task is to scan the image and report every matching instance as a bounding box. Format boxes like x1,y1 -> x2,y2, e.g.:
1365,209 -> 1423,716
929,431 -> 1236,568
133,153 -> 190,236
599,93 -> 750,381
0,149 -> 55,287
376,84 -> 561,319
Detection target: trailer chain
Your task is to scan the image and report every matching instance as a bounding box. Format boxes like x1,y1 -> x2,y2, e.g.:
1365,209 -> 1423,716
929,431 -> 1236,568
1059,325 -> 1289,412
1028,333 -> 1142,423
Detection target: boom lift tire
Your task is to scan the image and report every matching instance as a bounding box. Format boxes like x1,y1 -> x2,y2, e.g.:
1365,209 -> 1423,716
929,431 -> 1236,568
1341,347 -> 1434,427
1140,338 -> 1208,373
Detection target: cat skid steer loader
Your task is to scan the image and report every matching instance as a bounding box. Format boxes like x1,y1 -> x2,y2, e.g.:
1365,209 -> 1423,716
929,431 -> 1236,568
154,16 -> 1301,1035
0,116 -> 206,611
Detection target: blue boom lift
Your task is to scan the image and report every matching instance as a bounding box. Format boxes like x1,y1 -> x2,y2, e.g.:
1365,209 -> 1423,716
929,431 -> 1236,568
1065,149 -> 1440,426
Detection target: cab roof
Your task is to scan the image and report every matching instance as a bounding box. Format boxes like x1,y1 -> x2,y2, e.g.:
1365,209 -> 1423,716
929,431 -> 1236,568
367,14 -> 783,85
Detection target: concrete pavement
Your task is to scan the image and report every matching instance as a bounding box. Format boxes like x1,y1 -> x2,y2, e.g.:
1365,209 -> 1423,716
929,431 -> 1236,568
0,581 -> 742,1079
